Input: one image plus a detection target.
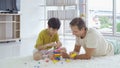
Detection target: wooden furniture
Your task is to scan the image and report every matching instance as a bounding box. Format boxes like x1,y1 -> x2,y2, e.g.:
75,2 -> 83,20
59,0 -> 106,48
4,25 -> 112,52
0,13 -> 20,42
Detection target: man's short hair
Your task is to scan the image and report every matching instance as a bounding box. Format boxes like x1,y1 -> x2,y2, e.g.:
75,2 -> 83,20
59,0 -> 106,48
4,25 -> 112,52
70,17 -> 87,30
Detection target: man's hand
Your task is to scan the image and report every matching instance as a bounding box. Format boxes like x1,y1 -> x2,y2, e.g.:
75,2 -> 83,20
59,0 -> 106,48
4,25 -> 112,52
69,51 -> 78,59
61,52 -> 70,58
69,51 -> 78,55
74,48 -> 95,59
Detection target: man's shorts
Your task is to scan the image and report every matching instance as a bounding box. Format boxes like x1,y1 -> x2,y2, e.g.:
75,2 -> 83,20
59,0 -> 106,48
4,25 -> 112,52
107,39 -> 120,55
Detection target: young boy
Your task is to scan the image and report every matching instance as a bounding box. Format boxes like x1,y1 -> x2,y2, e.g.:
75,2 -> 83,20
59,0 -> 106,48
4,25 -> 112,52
33,17 -> 66,61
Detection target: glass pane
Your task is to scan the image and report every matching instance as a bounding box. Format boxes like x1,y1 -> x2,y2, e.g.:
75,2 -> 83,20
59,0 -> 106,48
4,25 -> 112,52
87,0 -> 113,34
116,0 -> 120,33
59,20 -> 75,40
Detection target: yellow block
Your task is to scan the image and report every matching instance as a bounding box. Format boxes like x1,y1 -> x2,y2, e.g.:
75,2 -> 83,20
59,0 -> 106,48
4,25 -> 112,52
54,54 -> 61,56
52,60 -> 59,64
70,53 -> 77,58
65,59 -> 70,62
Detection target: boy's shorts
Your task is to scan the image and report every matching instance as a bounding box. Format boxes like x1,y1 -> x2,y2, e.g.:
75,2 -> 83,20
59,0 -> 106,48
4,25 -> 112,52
33,48 -> 54,58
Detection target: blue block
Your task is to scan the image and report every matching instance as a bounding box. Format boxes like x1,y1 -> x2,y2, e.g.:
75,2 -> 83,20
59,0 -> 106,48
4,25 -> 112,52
55,57 -> 60,60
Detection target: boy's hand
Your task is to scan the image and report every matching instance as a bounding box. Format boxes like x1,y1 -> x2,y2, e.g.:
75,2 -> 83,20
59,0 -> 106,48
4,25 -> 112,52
56,45 -> 61,48
46,41 -> 62,48
51,42 -> 56,46
45,42 -> 56,48
55,41 -> 62,48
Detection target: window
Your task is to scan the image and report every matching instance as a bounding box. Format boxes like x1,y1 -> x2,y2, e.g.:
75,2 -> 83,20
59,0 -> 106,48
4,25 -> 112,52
87,0 -> 113,35
87,0 -> 120,36
116,0 -> 120,35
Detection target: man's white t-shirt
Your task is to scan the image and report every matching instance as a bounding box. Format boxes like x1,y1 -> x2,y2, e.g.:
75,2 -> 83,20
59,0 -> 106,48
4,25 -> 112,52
75,28 -> 114,57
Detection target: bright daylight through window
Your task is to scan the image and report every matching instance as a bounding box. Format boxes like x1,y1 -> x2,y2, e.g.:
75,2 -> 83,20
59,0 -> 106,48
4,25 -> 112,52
87,0 -> 120,36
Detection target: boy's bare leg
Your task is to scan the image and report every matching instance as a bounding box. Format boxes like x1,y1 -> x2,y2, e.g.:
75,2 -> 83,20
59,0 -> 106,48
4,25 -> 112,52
33,51 -> 43,61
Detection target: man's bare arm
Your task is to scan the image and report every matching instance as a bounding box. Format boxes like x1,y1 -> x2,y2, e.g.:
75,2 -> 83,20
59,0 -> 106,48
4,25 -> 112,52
75,48 -> 95,59
73,45 -> 81,53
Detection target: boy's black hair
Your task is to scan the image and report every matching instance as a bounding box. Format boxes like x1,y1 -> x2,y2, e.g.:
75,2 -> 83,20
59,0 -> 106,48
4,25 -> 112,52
70,17 -> 87,30
48,17 -> 61,30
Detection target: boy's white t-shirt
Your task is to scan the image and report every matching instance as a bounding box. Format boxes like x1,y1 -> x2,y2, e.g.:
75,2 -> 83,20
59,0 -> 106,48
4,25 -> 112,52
75,28 -> 114,57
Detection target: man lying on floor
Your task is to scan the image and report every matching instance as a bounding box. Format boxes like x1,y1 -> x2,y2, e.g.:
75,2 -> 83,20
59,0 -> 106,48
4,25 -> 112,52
61,17 -> 120,59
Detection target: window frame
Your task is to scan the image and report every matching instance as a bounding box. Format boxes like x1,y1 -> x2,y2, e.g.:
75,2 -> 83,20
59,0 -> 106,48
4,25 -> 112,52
86,0 -> 120,37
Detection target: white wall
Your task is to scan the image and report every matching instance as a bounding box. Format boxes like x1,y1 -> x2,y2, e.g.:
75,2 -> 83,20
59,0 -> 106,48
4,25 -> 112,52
21,0 -> 45,38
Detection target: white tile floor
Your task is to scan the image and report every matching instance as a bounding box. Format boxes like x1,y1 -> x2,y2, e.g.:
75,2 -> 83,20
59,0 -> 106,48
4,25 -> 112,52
0,36 -> 77,60
0,37 -> 35,59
